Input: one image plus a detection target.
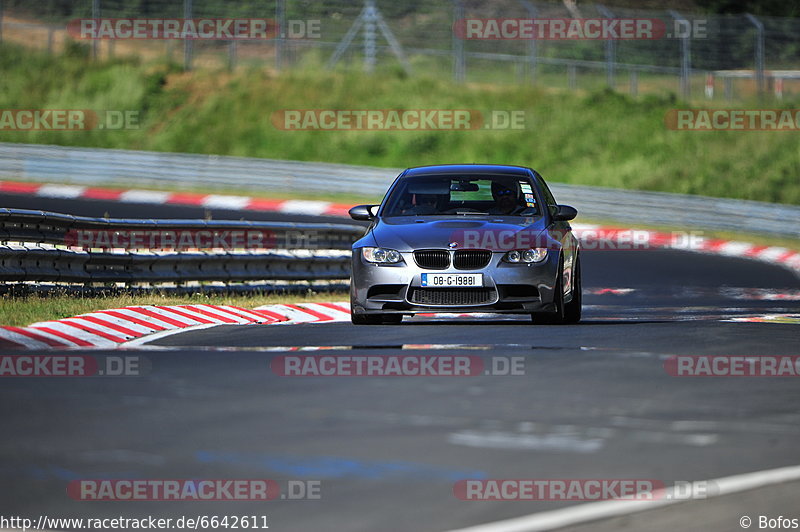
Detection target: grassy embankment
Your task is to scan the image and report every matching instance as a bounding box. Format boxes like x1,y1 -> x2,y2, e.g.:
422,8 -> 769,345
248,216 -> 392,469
1,42 -> 799,205
1,43 -> 798,326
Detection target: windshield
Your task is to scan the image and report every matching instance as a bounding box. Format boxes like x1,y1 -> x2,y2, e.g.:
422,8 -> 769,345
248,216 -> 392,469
381,174 -> 540,217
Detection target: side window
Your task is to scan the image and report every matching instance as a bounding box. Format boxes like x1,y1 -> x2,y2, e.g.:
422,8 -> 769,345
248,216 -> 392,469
536,176 -> 559,218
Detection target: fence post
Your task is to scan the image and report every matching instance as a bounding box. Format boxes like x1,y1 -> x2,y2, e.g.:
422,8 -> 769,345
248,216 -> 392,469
568,65 -> 577,90
630,70 -> 638,97
520,0 -> 537,84
92,0 -> 100,59
228,41 -> 237,70
452,0 -> 465,82
183,0 -> 193,71
276,0 -> 285,71
744,13 -> 765,100
596,4 -> 616,89
705,72 -> 714,99
669,10 -> 691,100
363,0 -> 376,73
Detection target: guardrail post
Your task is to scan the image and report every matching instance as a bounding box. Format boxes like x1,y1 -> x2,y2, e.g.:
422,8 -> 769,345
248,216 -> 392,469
520,0 -> 537,84
596,4 -> 616,89
744,13 -> 765,100
275,0 -> 285,71
724,77 -> 733,101
452,0 -> 465,83
47,27 -> 54,54
669,10 -> 691,100
183,0 -> 193,71
629,70 -> 638,97
568,65 -> 577,90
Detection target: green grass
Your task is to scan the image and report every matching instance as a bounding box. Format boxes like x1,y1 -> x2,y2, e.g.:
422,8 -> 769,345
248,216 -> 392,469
2,41 -> 800,206
0,291 -> 348,328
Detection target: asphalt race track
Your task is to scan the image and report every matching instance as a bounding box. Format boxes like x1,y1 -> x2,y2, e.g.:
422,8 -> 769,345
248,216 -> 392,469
1,192 -> 799,531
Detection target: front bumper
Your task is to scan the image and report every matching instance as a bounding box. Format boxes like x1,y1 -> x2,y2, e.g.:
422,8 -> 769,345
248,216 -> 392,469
350,250 -> 560,315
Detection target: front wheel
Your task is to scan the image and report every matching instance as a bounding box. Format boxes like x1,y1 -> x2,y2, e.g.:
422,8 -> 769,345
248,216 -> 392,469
562,255 -> 582,324
532,255 -> 581,325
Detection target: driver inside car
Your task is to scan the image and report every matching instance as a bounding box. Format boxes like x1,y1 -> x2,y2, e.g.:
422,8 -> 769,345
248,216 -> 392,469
488,182 -> 525,215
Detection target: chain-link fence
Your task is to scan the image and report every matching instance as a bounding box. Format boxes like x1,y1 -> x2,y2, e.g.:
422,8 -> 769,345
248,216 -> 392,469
2,0 -> 799,100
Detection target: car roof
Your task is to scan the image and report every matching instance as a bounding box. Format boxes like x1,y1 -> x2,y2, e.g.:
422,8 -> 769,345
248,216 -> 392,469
401,164 -> 534,177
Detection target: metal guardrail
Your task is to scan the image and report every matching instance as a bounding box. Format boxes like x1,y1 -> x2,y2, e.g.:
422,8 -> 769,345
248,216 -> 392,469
0,208 -> 362,285
2,143 -> 799,239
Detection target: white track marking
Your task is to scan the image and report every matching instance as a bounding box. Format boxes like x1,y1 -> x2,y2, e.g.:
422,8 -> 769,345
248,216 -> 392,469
279,200 -> 332,215
118,190 -> 171,204
201,195 -> 252,210
36,184 -> 86,198
444,464 -> 800,532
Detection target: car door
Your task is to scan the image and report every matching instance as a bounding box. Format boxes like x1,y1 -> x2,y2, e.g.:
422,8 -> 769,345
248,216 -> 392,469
535,172 -> 578,298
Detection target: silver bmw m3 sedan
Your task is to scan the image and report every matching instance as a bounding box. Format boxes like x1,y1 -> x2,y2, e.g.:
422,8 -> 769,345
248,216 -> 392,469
349,164 -> 581,325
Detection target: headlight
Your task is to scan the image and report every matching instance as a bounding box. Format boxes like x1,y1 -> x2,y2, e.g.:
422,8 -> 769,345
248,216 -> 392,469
503,248 -> 547,263
362,247 -> 403,264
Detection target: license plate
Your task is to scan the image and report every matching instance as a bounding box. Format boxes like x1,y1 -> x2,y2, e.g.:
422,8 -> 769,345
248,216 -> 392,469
421,273 -> 482,287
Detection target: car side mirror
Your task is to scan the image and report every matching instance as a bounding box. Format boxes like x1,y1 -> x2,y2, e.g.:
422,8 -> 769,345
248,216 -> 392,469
552,204 -> 578,221
349,204 -> 379,221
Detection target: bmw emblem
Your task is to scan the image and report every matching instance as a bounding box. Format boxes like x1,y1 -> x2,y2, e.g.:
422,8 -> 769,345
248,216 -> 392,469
448,242 -> 458,249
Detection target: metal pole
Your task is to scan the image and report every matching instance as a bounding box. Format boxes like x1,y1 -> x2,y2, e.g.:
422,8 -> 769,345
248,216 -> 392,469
363,0 -> 377,73
597,4 -> 616,89
630,70 -> 638,97
669,10 -> 691,100
745,13 -> 765,100
92,0 -> 99,59
183,0 -> 193,71
520,0 -> 537,84
228,40 -> 237,70
276,0 -> 285,71
452,0 -> 465,82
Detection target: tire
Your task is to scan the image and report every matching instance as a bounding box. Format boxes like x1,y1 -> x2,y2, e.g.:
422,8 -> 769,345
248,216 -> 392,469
562,254 -> 582,324
532,255 -> 580,325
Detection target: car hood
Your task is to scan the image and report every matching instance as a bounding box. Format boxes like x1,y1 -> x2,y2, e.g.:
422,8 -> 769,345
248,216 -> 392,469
370,216 -> 549,252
